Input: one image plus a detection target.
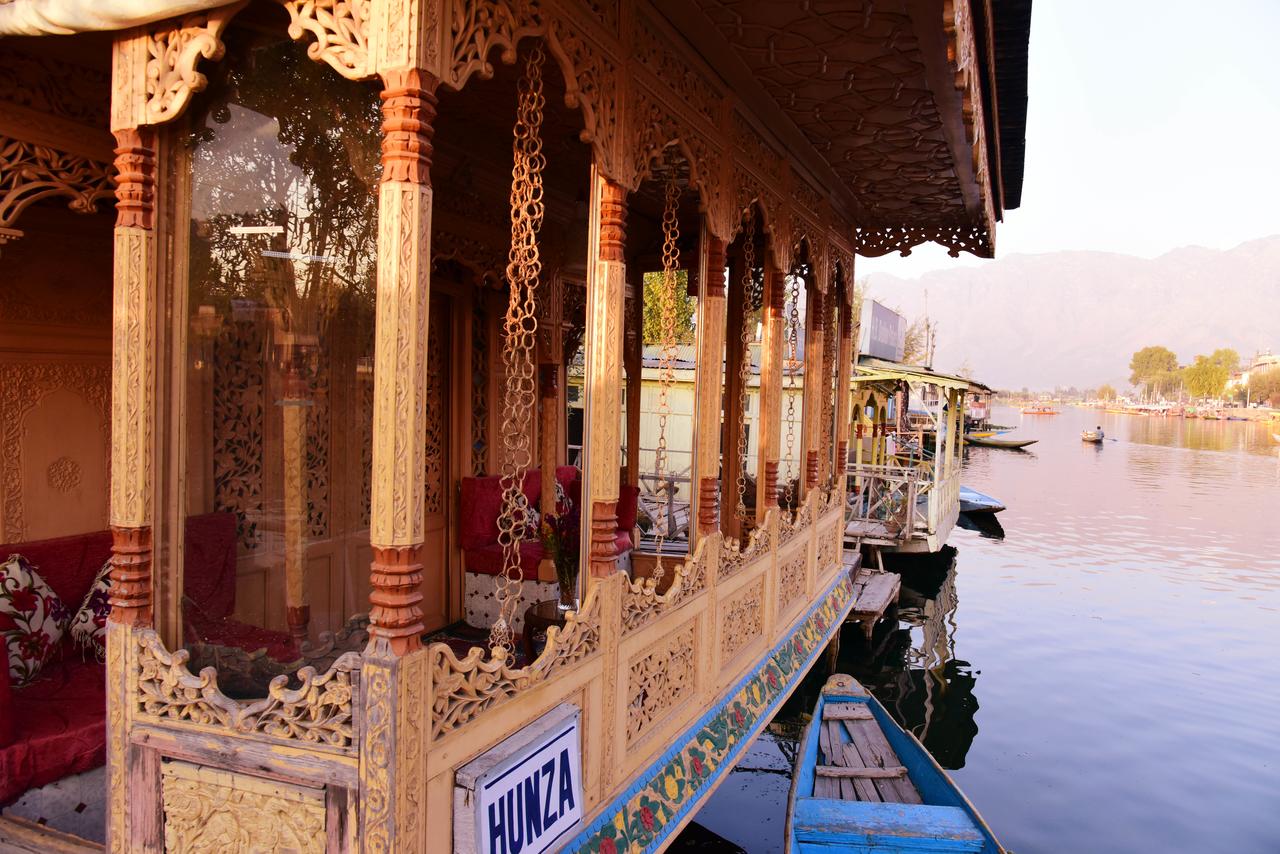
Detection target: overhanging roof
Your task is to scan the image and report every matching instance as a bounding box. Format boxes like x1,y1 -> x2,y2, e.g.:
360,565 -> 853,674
854,355 -> 980,391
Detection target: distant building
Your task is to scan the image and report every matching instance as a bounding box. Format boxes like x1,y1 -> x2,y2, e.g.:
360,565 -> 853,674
1227,350 -> 1279,390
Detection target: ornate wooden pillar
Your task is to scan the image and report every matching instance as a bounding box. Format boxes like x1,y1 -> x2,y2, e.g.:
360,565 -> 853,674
720,246 -> 745,540
801,286 -> 825,495
624,271 -> 643,491
537,273 -> 564,582
755,259 -> 785,522
834,294 -> 856,492
367,68 -> 437,657
693,230 -> 727,538
585,170 -> 628,579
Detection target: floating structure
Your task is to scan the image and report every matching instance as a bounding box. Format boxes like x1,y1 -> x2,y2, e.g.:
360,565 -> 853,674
786,674 -> 1004,854
846,358 -> 974,554
0,0 -> 1029,850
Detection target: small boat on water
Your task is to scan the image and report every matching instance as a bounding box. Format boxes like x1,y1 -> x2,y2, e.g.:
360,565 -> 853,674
964,435 -> 1037,449
1021,404 -> 1059,415
1081,429 -> 1105,443
787,674 -> 1004,854
959,486 -> 1005,514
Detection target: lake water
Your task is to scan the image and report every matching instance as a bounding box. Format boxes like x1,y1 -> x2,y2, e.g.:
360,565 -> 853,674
682,404 -> 1280,853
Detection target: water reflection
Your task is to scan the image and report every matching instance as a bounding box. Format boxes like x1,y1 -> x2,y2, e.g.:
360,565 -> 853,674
684,404 -> 1280,854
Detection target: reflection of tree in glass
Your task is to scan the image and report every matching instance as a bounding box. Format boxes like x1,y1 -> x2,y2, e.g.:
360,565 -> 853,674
186,31 -> 382,337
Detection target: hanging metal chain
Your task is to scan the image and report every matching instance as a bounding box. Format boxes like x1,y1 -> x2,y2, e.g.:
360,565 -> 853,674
780,264 -> 802,512
491,44 -> 547,657
735,209 -> 758,525
652,174 -> 681,579
823,290 -> 839,488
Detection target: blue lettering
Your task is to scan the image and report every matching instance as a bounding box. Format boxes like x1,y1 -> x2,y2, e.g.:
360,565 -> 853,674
541,758 -> 557,826
507,788 -> 524,854
523,773 -> 543,840
488,799 -> 506,854
557,748 -> 575,816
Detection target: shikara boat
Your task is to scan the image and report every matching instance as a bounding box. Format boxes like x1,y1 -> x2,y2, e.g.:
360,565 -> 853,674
964,435 -> 1037,449
1081,430 -> 1104,443
958,487 -> 1005,514
786,674 -> 1004,854
1021,405 -> 1058,415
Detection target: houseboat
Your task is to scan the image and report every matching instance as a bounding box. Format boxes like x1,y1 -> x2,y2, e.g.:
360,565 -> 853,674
0,0 -> 1029,850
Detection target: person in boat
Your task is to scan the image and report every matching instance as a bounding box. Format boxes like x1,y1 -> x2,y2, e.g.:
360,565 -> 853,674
1095,425 -> 1105,439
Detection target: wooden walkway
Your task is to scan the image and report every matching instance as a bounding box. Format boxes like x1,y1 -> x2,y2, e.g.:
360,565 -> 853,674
846,556 -> 901,640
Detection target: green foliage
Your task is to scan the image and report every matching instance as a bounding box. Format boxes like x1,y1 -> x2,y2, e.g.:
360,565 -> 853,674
901,317 -> 927,365
1249,367 -> 1280,406
641,270 -> 696,345
1183,355 -> 1229,399
1098,383 -> 1117,401
1129,346 -> 1179,387
1208,348 -> 1241,373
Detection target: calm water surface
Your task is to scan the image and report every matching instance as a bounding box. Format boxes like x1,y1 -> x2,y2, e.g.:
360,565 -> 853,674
686,405 -> 1280,853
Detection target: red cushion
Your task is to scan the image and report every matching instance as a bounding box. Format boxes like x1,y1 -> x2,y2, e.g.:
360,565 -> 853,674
616,485 -> 640,532
0,661 -> 11,749
459,477 -> 504,549
0,659 -> 105,805
464,541 -> 545,580
182,604 -> 298,663
0,530 -> 111,614
615,531 -> 633,555
182,512 -> 238,620
555,466 -> 579,492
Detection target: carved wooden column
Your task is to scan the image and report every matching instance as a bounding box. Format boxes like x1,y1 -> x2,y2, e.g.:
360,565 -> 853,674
585,171 -> 628,580
624,272 -> 643,490
755,260 -> 785,522
801,286 -> 825,495
367,69 -> 436,656
720,246 -> 746,540
834,295 -> 856,492
693,230 -> 727,539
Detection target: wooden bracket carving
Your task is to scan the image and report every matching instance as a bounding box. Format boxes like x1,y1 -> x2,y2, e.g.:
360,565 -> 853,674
0,134 -> 114,231
281,0 -> 372,80
143,3 -> 246,126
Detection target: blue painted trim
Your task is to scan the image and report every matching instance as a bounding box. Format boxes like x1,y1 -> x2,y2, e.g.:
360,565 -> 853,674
564,569 -> 856,853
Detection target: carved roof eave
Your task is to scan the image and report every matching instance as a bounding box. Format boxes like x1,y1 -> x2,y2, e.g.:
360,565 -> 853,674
0,0 -> 232,37
853,217 -> 993,260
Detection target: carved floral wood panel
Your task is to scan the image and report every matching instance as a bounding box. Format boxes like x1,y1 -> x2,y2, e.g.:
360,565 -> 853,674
212,320 -> 266,551
0,136 -> 114,229
777,550 -> 806,616
160,761 -> 326,854
720,577 -> 763,665
626,619 -> 696,744
423,299 -> 446,514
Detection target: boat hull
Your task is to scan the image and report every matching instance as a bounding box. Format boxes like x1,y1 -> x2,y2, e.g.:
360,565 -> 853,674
787,677 -> 1004,854
964,436 -> 1037,449
958,487 -> 1005,514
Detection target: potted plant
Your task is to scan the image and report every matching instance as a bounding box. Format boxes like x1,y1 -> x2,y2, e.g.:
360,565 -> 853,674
539,502 -> 581,611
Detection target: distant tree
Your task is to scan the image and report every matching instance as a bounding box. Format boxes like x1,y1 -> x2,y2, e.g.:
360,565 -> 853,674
901,316 -> 927,365
1129,346 -> 1179,387
1098,383 -> 1117,401
1149,369 -> 1184,399
641,270 -> 696,345
956,359 -> 974,379
1248,367 -> 1280,406
1184,355 -> 1229,399
1209,348 -> 1241,373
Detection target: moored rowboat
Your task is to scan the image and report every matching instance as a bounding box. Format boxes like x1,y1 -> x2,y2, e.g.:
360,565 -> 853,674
959,486 -> 1005,514
964,435 -> 1037,449
1081,430 -> 1104,443
786,674 -> 1004,853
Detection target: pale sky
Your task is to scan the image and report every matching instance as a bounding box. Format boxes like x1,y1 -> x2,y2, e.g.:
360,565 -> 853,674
858,0 -> 1280,280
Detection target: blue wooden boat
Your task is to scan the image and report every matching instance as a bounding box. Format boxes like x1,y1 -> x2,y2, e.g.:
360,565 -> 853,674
958,487 -> 1005,515
786,675 -> 1004,854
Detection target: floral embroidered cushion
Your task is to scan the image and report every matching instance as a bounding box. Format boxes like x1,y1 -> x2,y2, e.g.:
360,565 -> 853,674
0,554 -> 71,687
69,558 -> 112,660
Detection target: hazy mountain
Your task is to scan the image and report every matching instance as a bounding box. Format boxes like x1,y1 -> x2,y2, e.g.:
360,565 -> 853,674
863,235 -> 1280,390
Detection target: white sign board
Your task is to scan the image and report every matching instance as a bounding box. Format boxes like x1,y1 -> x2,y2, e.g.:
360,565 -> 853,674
860,300 -> 907,363
455,704 -> 584,854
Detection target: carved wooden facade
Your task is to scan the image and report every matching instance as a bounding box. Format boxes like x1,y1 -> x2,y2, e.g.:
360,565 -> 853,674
0,0 -> 1027,850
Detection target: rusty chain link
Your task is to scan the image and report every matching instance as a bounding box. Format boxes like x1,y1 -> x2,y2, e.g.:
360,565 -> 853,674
491,44 -> 547,657
652,173 -> 681,579
735,209 -> 759,525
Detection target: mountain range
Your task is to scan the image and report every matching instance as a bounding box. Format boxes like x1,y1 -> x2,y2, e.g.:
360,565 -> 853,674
863,235 -> 1280,390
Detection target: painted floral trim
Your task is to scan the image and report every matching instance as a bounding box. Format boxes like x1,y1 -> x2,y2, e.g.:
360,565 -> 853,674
580,574 -> 854,853
0,553 -> 71,686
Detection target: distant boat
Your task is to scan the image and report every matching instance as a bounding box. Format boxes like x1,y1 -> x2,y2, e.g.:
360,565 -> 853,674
1021,405 -> 1058,415
965,435 -> 1038,449
959,486 -> 1005,514
1081,429 -> 1105,443
786,674 -> 1005,854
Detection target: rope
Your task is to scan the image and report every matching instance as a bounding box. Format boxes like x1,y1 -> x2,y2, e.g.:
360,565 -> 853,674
490,45 -> 547,657
652,173 -> 681,579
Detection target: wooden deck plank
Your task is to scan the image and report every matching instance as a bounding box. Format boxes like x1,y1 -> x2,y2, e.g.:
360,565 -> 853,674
824,703 -> 874,721
815,719 -> 840,799
838,739 -> 881,802
816,765 -> 908,779
845,719 -> 923,805
823,721 -> 860,802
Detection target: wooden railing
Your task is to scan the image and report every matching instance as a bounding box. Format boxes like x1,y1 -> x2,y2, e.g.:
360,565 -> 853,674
844,462 -> 922,544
